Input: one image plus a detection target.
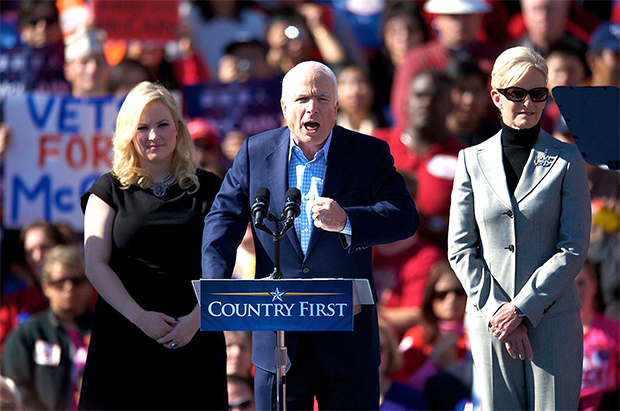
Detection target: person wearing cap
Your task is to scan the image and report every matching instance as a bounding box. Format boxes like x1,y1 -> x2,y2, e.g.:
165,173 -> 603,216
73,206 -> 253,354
390,0 -> 503,128
586,22 -> 620,88
63,27 -> 110,98
187,117 -> 226,177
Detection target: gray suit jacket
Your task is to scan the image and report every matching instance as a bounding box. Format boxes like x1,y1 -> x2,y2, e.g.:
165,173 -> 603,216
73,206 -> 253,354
448,129 -> 591,327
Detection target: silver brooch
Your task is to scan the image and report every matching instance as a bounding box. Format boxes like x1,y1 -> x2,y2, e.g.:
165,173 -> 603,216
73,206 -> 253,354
534,148 -> 554,167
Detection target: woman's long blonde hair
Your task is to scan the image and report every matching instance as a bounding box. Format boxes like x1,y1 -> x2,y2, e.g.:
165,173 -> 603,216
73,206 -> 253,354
112,81 -> 199,192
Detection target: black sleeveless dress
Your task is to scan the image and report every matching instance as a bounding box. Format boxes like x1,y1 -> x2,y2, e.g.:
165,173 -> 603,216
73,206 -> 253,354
78,170 -> 227,410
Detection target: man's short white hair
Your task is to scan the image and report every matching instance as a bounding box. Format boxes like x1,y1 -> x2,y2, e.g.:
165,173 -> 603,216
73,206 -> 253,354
281,61 -> 338,103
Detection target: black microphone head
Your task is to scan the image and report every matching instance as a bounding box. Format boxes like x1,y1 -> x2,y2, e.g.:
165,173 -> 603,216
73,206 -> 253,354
252,187 -> 271,222
255,187 -> 270,201
283,187 -> 301,219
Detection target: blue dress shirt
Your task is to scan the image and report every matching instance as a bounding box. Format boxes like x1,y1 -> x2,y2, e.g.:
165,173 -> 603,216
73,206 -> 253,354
288,131 -> 351,255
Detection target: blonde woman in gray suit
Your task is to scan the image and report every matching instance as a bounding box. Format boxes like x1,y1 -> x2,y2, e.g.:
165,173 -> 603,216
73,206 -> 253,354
448,46 -> 591,410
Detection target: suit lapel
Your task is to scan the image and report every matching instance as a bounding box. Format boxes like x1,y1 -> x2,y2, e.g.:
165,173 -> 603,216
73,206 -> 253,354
513,131 -> 561,204
264,129 -> 304,260
305,126 -> 354,257
476,134 -> 512,208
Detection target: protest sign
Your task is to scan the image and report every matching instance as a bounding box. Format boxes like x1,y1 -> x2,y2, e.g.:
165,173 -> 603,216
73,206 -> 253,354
184,78 -> 282,138
3,92 -> 122,230
93,0 -> 178,42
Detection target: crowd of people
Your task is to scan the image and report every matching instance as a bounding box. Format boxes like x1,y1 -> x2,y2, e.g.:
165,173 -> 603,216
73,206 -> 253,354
0,0 -> 619,410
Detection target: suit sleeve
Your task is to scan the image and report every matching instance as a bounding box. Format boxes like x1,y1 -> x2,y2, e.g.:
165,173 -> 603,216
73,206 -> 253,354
343,138 -> 419,253
201,138 -> 252,279
511,147 -> 591,327
448,150 -> 511,325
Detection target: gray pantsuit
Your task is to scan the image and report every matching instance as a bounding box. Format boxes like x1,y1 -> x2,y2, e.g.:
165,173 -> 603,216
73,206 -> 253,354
448,130 -> 591,410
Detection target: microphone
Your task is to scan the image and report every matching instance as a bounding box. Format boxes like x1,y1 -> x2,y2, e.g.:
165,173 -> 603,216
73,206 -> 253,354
251,187 -> 270,229
283,188 -> 301,220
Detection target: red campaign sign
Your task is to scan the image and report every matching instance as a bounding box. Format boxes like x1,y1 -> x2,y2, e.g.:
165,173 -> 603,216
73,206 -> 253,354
93,0 -> 178,42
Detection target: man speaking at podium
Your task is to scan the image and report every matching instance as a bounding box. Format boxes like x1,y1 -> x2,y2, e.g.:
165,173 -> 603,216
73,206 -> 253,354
201,61 -> 419,410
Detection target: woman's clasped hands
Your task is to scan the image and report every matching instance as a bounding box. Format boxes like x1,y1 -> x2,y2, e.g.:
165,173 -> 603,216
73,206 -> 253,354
489,302 -> 533,361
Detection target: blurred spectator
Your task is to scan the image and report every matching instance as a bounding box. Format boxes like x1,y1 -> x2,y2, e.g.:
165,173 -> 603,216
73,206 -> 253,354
1,220 -> 67,354
335,62 -> 386,135
265,5 -> 346,75
445,58 -> 499,147
368,1 -> 428,121
124,40 -> 179,90
221,130 -> 247,163
225,331 -> 253,380
328,0 -> 386,54
15,0 -> 70,93
186,117 -> 227,178
374,230 -> 444,338
584,22 -> 620,322
586,22 -> 620,88
218,38 -> 274,84
390,0 -> 502,128
0,375 -> 24,411
1,245 -> 93,411
373,170 -> 444,338
540,40 -> 588,135
107,58 -> 152,97
63,27 -> 110,98
375,70 -> 463,250
576,259 -> 620,411
394,261 -> 471,404
169,24 -> 211,87
512,0 -> 586,56
180,0 -> 266,75
378,319 -> 428,410
589,195 -> 620,322
227,374 -> 255,411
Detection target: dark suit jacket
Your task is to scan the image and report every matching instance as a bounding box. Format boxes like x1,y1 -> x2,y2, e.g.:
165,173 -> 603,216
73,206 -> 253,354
201,125 -> 418,378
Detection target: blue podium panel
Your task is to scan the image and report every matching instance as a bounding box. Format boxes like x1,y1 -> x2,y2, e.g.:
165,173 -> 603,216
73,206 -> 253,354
553,86 -> 620,169
197,279 -> 355,332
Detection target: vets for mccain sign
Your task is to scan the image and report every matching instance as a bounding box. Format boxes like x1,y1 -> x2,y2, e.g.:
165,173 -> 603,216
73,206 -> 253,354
3,92 -> 122,230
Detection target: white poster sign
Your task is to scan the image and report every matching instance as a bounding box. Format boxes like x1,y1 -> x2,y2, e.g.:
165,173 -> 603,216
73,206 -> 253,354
3,92 -> 122,231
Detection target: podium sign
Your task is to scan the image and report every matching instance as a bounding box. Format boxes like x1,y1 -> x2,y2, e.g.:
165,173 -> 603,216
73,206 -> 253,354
193,279 -> 373,332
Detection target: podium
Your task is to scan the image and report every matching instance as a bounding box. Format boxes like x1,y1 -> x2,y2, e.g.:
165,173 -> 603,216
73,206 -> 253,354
192,278 -> 374,331
192,278 -> 375,410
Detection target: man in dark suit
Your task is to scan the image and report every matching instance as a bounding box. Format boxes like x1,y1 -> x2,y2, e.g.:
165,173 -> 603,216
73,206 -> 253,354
201,61 -> 418,410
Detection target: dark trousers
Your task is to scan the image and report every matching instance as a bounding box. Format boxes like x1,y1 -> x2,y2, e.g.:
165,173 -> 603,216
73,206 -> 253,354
254,335 -> 379,410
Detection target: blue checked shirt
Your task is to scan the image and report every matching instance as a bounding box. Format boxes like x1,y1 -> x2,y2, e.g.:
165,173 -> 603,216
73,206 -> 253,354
288,131 -> 351,255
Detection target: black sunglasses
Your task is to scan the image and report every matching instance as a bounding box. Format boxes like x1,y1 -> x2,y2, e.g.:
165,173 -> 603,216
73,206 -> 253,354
496,87 -> 549,102
46,276 -> 89,289
28,16 -> 58,26
434,288 -> 466,300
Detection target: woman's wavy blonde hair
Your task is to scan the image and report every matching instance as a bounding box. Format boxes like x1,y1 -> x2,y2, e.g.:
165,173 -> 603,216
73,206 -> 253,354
112,81 -> 199,192
491,46 -> 548,90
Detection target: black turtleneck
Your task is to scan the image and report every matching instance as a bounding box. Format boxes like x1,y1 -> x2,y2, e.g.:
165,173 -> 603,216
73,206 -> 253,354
501,121 -> 540,196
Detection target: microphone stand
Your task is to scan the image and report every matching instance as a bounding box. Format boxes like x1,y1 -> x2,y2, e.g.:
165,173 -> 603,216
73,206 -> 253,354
254,208 -> 298,411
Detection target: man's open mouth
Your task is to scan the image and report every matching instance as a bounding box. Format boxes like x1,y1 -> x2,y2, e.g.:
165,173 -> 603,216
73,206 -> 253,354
304,121 -> 320,131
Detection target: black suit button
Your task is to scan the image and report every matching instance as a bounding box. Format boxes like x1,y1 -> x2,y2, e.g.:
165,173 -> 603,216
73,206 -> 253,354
302,267 -> 310,274
505,245 -> 515,252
